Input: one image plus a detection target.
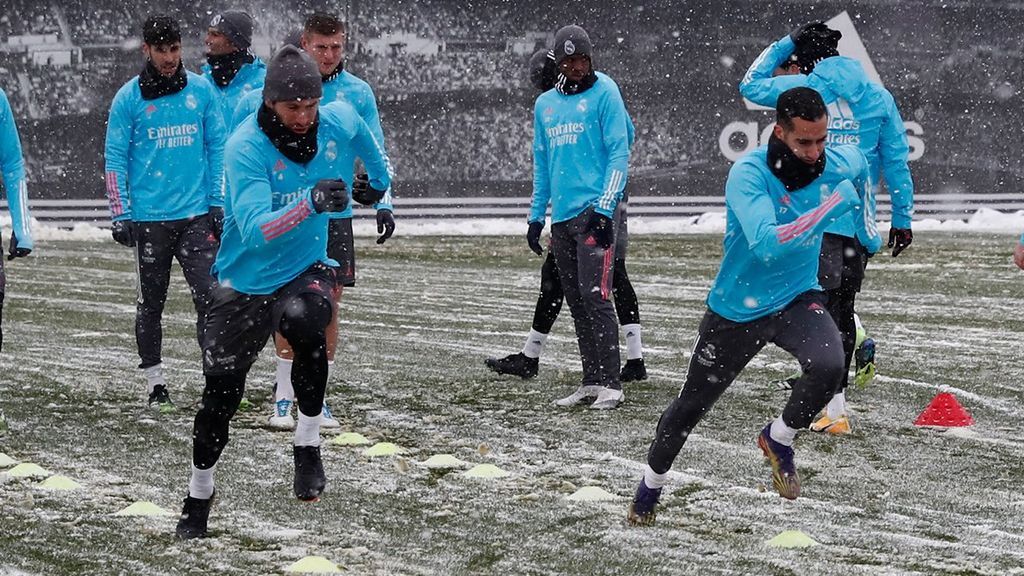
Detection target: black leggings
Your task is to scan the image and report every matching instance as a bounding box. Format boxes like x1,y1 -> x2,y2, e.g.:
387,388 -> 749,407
646,292 -> 844,475
530,251 -> 640,334
192,292 -> 332,469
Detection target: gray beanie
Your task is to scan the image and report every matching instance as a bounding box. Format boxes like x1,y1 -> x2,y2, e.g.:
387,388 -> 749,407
210,10 -> 253,50
263,45 -> 322,102
552,25 -> 592,65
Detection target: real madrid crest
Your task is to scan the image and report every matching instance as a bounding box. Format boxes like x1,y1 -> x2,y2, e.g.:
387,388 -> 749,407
564,40 -> 575,55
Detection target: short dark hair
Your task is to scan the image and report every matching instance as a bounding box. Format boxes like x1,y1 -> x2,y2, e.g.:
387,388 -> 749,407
142,15 -> 181,46
304,12 -> 344,36
776,87 -> 827,129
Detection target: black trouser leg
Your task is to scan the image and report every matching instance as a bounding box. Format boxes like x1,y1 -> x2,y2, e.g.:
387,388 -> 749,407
134,222 -> 177,369
646,310 -> 764,474
176,215 -> 219,349
612,258 -> 640,326
531,252 -> 564,335
773,296 -> 846,427
278,293 -> 333,417
192,371 -> 246,469
825,279 -> 858,392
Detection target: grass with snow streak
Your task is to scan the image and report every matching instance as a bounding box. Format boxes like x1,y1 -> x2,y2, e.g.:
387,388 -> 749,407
2,232 -> 1024,575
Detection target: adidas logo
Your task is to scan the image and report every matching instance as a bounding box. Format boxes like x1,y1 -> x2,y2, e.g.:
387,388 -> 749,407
722,10 -> 925,162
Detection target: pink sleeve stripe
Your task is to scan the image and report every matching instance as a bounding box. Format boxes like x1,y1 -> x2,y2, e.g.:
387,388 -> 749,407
261,200 -> 313,242
776,192 -> 842,244
105,171 -> 125,217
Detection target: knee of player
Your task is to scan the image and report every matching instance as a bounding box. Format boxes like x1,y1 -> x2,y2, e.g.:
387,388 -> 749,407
279,295 -> 332,343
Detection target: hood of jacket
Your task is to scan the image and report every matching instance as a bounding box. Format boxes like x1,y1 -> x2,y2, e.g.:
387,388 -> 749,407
808,56 -> 871,103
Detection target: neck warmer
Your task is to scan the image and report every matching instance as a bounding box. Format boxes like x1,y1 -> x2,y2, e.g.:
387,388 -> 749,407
555,69 -> 597,95
322,61 -> 344,84
767,132 -> 826,191
257,104 -> 319,164
206,49 -> 255,88
138,61 -> 187,100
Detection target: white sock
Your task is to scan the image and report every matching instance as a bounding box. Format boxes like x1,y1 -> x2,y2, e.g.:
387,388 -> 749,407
143,364 -> 166,394
521,329 -> 548,359
622,323 -> 643,360
294,412 -> 322,447
643,465 -> 669,489
826,392 -> 847,419
275,357 -> 294,402
853,313 -> 864,332
770,416 -> 798,447
188,464 -> 215,500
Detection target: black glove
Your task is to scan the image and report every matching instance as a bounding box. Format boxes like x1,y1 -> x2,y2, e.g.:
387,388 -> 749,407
111,220 -> 135,247
208,206 -> 224,241
587,211 -> 615,250
888,227 -> 913,257
526,221 -> 544,255
351,173 -> 387,206
376,209 -> 395,244
7,232 -> 31,261
310,179 -> 349,213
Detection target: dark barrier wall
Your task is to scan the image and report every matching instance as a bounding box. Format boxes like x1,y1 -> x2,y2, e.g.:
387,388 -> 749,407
2,0 -> 1022,203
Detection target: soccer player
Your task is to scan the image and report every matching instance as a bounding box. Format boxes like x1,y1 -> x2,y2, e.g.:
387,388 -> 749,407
202,10 -> 265,135
234,13 -> 395,430
486,47 -> 647,382
529,25 -> 631,410
627,87 -> 876,526
739,22 -> 914,434
0,85 -> 34,353
175,46 -> 390,539
104,15 -> 225,410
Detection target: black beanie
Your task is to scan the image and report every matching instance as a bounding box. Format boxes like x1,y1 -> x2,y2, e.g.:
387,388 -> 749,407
210,11 -> 253,50
552,25 -> 592,65
793,23 -> 841,74
142,15 -> 181,46
263,45 -> 322,102
528,48 -> 556,91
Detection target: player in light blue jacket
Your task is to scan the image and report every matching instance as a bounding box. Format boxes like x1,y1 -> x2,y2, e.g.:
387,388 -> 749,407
628,88 -> 871,526
236,13 -> 395,430
0,87 -> 34,353
529,25 -> 630,410
201,10 -> 266,132
103,15 -> 225,409
176,46 -> 390,540
739,22 -> 910,430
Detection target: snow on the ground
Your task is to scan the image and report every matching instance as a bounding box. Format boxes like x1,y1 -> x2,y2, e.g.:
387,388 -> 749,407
3,206 -> 1024,241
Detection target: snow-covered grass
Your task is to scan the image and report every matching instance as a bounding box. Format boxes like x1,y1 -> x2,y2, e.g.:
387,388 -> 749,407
2,232 -> 1024,575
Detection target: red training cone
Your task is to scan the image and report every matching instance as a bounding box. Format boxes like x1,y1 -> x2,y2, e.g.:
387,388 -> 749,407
914,392 -> 974,427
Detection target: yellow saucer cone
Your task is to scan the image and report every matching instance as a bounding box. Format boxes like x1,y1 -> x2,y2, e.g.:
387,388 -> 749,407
766,530 -> 818,548
0,452 -> 18,467
38,475 -> 82,491
285,555 -> 341,573
5,463 -> 49,478
363,442 -> 401,457
463,464 -> 510,479
329,432 -> 371,446
421,454 -> 469,469
113,501 -> 176,517
566,486 -> 620,502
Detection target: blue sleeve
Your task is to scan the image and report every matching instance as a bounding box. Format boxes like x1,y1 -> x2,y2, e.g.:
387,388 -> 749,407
226,142 -> 316,250
726,162 -> 859,264
594,86 -> 629,218
878,95 -> 914,229
231,91 -> 260,132
850,149 -> 883,254
738,35 -> 809,107
529,104 -> 550,224
358,87 -> 395,213
103,88 -> 133,222
202,83 -> 227,209
0,90 -> 31,249
350,115 -> 391,195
